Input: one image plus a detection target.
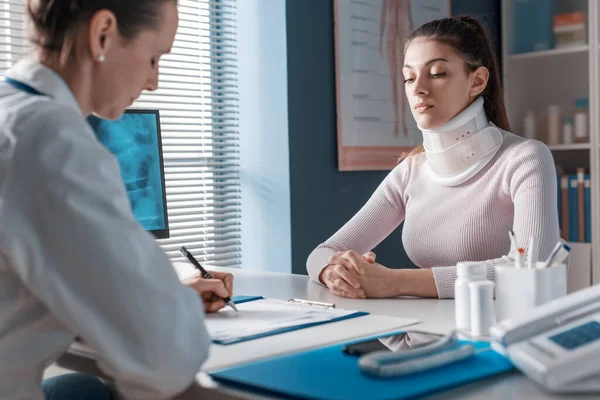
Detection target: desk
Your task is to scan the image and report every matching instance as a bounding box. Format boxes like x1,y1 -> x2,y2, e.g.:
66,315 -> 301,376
55,266 -> 598,399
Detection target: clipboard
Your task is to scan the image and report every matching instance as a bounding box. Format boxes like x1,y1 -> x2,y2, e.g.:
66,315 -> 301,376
208,296 -> 369,346
210,331 -> 514,400
237,296 -> 336,309
286,298 -> 336,308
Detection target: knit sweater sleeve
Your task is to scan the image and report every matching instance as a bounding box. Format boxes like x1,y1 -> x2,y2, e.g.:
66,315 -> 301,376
432,140 -> 560,298
306,162 -> 409,284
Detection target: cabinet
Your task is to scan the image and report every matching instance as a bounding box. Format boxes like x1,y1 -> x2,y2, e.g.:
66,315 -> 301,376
502,0 -> 598,291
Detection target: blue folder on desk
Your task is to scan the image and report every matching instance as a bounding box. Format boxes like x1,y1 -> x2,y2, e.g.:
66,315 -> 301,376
213,296 -> 369,345
211,331 -> 514,400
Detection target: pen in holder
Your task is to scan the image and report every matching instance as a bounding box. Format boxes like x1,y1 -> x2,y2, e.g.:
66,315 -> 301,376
495,262 -> 567,323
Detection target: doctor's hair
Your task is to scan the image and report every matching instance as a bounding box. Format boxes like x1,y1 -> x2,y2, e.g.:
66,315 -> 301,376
27,0 -> 177,64
398,15 -> 509,163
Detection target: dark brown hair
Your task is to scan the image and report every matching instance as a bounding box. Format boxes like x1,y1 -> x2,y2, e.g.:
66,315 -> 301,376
399,15 -> 509,162
27,0 -> 175,62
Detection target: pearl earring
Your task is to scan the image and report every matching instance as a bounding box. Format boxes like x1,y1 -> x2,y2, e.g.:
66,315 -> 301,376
97,54 -> 105,63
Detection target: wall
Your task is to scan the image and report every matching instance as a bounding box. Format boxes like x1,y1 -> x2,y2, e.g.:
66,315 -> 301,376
286,0 -> 501,275
452,0 -> 502,63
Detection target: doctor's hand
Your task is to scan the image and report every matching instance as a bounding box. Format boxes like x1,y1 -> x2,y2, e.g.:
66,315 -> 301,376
319,250 -> 376,299
182,271 -> 234,313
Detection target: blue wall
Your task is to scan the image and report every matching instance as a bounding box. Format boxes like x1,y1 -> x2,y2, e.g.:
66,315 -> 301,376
286,0 -> 501,275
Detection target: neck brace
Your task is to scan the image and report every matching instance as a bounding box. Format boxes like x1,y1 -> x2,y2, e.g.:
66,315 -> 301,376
419,97 -> 503,186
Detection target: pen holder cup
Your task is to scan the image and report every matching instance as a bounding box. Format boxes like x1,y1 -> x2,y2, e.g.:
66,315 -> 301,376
494,262 -> 567,323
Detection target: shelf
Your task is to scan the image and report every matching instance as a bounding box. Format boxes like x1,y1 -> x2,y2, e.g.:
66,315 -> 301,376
507,45 -> 588,61
502,4 -> 598,289
547,143 -> 591,151
567,242 -> 592,247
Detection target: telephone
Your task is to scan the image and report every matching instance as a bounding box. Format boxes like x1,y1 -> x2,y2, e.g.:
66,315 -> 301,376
490,284 -> 600,393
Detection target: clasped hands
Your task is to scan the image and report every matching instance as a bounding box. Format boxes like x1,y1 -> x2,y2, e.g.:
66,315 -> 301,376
319,250 -> 397,299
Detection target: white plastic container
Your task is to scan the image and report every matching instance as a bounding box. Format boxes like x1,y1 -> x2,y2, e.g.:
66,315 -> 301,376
574,98 -> 589,143
455,262 -> 487,334
469,280 -> 495,337
563,117 -> 574,144
523,110 -> 536,139
547,105 -> 561,145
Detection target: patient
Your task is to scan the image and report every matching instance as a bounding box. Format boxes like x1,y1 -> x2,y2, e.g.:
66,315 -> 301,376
307,15 -> 559,299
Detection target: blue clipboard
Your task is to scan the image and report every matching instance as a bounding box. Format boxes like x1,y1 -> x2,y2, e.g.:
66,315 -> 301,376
210,331 -> 514,399
214,296 -> 369,345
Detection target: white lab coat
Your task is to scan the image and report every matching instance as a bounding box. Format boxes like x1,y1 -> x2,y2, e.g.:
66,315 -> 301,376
0,60 -> 211,399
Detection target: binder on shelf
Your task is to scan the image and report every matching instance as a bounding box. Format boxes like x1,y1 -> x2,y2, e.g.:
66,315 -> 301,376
557,173 -> 562,234
577,169 -> 585,241
557,170 -> 592,244
584,175 -> 591,242
568,174 -> 579,242
561,175 -> 570,241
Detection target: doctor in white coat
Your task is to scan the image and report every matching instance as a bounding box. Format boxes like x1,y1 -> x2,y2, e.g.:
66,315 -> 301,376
0,1 -> 233,399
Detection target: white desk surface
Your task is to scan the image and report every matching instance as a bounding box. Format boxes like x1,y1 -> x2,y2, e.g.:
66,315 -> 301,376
55,266 -> 599,399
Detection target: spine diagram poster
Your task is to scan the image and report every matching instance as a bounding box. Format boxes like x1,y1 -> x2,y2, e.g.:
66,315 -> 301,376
335,0 -> 450,171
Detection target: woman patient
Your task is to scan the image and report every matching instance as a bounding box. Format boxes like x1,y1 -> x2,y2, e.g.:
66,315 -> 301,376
307,16 -> 559,299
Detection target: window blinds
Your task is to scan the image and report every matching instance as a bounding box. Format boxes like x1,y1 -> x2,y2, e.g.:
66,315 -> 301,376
0,1 -> 27,71
0,0 -> 242,268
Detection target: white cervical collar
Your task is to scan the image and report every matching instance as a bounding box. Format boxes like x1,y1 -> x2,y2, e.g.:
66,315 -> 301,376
420,97 -> 503,186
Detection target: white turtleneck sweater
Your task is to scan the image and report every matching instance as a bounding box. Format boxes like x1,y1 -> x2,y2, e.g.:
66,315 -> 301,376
306,129 -> 560,298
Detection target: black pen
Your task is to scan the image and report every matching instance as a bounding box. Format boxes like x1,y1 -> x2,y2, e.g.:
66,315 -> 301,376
180,246 -> 238,312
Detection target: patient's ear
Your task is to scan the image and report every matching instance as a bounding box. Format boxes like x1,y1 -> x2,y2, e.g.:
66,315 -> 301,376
468,66 -> 489,98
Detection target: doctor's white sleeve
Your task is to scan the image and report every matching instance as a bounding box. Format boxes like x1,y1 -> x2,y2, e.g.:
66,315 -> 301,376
8,109 -> 210,399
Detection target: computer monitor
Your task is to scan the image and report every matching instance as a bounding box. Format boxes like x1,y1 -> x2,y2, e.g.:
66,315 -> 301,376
87,109 -> 170,239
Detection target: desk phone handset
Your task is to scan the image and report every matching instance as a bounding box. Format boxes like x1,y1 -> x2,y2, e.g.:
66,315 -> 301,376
344,330 -> 483,378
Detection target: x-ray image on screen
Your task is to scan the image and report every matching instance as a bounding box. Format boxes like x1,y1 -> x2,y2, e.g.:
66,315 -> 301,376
88,110 -> 169,237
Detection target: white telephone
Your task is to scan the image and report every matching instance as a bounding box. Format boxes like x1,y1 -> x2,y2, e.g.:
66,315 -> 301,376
490,284 -> 600,393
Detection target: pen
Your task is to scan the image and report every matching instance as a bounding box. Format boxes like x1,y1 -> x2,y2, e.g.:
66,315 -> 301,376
508,230 -> 518,251
544,241 -> 563,266
526,236 -> 537,269
180,246 -> 238,312
544,243 -> 571,269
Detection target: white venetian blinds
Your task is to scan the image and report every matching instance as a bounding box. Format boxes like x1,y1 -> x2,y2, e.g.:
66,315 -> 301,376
137,0 -> 241,267
0,1 -> 27,70
0,0 -> 242,268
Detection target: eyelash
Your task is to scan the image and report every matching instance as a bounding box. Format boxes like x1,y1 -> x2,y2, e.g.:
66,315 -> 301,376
404,72 -> 447,84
